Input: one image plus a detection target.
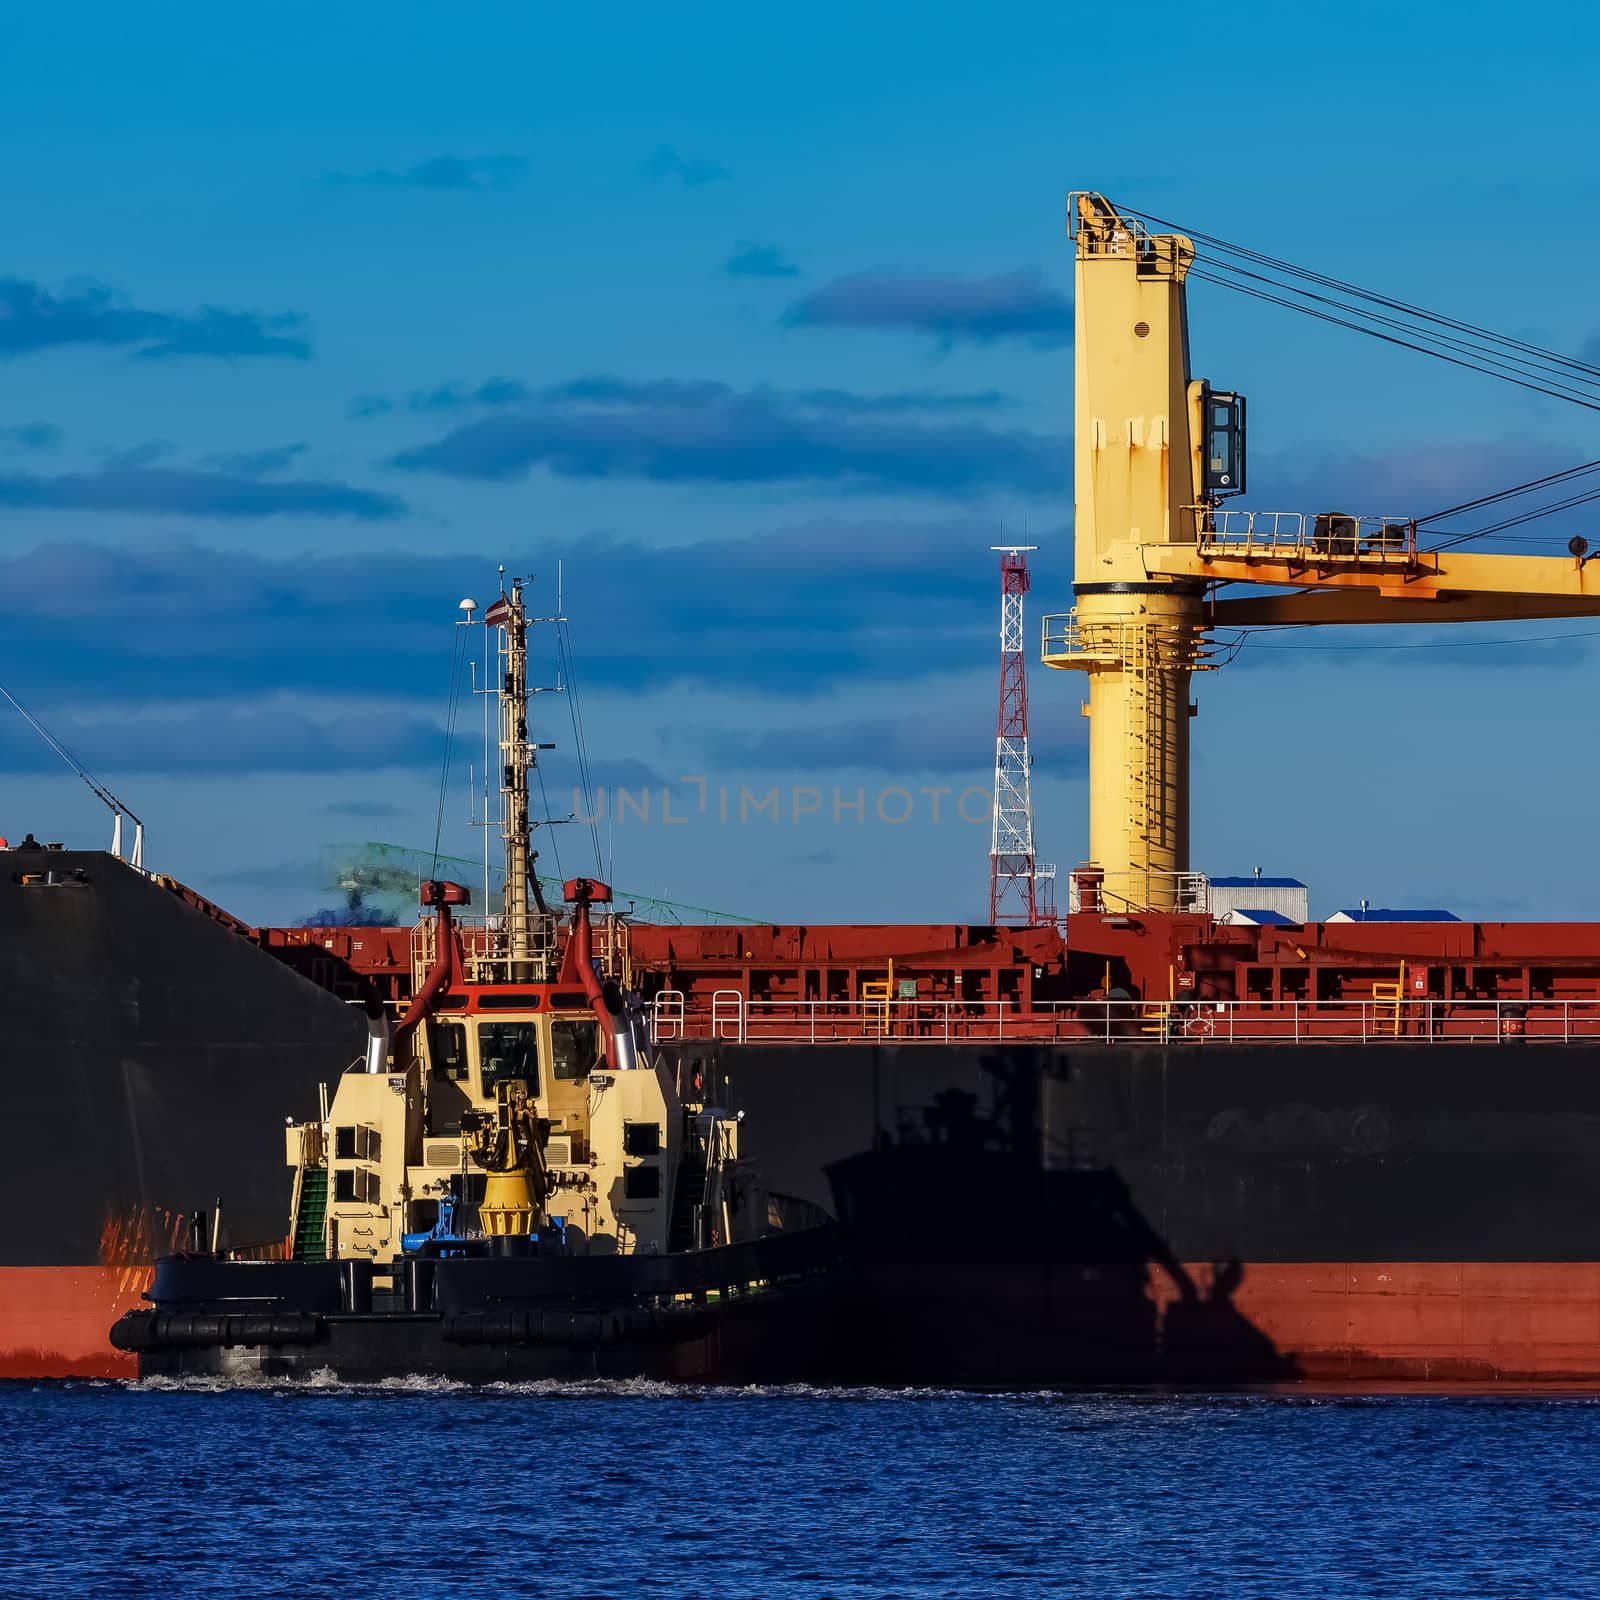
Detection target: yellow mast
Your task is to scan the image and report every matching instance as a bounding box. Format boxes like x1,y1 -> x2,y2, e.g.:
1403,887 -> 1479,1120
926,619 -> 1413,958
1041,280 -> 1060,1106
1045,193 -> 1600,915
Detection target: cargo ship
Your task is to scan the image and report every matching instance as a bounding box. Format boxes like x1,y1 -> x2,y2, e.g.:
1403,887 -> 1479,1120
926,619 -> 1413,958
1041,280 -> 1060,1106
14,192 -> 1600,1384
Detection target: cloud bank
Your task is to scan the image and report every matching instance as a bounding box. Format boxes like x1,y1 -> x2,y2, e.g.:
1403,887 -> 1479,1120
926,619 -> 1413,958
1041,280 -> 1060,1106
0,695 -> 451,775
0,459 -> 404,519
0,278 -> 311,361
387,375 -> 1064,494
785,268 -> 1073,348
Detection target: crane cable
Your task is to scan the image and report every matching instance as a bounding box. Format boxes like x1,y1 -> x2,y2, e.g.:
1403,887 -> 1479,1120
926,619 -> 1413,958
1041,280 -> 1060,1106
1183,265 -> 1600,415
1110,204 -> 1600,557
1119,205 -> 1600,386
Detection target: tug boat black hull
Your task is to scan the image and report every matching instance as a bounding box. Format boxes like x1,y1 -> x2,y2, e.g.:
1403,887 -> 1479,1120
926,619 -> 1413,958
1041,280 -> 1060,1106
113,1226 -> 841,1384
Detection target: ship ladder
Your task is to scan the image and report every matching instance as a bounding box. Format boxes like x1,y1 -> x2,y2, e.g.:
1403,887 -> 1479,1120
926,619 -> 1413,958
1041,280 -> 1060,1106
1369,962 -> 1407,1038
292,1166 -> 330,1262
1139,1001 -> 1172,1041
668,1135 -> 710,1253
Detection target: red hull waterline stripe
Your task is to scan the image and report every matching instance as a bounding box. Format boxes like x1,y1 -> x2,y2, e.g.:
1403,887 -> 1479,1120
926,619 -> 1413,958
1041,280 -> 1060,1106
0,1268 -> 148,1379
1155,1261 -> 1600,1384
7,1261 -> 1600,1385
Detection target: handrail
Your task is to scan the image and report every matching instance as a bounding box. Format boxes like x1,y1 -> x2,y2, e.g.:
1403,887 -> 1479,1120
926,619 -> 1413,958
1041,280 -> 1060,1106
1186,507 -> 1417,562
648,993 -> 1600,1047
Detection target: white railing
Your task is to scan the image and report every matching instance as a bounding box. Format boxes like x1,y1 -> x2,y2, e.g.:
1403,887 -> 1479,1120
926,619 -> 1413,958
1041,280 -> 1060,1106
648,994 -> 1600,1047
1190,508 -> 1416,562
651,989 -> 686,1040
1023,998 -> 1600,1045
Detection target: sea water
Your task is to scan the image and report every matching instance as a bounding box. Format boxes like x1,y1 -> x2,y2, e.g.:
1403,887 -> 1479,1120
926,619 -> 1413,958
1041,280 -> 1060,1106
4,1379 -> 1599,1598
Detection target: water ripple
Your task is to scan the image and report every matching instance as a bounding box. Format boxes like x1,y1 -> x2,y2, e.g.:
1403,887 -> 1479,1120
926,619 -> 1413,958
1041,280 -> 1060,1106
5,1381 -> 1600,1597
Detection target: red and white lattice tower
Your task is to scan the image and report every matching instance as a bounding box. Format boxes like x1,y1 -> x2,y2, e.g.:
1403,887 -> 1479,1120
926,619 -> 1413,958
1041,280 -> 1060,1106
989,546 -> 1056,925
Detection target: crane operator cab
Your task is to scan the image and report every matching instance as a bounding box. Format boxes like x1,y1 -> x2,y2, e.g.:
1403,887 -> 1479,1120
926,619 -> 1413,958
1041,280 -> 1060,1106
1200,384 -> 1247,499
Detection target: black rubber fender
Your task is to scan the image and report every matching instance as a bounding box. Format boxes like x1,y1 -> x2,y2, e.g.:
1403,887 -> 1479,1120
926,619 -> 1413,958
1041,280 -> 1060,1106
111,1310 -> 322,1351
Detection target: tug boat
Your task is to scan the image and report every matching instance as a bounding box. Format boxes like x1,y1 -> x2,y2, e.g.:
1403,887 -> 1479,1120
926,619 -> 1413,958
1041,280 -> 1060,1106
111,579 -> 837,1383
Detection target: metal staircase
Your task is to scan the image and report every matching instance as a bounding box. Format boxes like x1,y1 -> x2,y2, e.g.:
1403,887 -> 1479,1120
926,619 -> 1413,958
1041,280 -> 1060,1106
668,1136 -> 708,1253
291,1165 -> 329,1261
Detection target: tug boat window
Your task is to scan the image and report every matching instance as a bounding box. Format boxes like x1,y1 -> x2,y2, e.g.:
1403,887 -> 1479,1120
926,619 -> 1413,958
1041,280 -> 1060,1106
550,1018 -> 600,1081
623,1121 -> 661,1156
478,1020 -> 540,1094
428,1020 -> 468,1082
623,1164 -> 661,1200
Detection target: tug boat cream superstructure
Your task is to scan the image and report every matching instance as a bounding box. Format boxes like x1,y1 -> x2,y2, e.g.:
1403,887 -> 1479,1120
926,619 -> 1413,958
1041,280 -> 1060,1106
112,577 -> 836,1382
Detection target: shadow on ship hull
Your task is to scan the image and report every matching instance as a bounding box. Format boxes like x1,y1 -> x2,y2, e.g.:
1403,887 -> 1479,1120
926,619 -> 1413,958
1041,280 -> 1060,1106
827,1151 -> 1294,1386
819,1048 -> 1296,1386
667,1038 -> 1600,1387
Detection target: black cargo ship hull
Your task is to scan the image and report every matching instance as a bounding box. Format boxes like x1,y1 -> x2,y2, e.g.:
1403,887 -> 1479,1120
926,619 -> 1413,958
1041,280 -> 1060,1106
12,854 -> 1600,1384
2,852 -> 365,1374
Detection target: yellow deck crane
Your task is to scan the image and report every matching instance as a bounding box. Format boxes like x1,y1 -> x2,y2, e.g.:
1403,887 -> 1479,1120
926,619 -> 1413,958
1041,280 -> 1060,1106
1043,192 -> 1600,914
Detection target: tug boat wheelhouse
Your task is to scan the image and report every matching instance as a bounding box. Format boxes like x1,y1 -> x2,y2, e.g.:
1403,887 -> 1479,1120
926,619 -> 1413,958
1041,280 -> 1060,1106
112,578 -> 836,1383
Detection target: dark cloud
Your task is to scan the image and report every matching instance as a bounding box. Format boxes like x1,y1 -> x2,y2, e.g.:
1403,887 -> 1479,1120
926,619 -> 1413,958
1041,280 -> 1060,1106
0,460 -> 404,519
202,443 -> 308,475
357,374 -> 1010,425
784,268 -> 1073,349
388,375 -> 1065,494
0,699 -> 451,776
640,145 -> 729,187
538,376 -> 1010,415
352,377 -> 534,418
725,242 -> 798,278
0,422 -> 58,451
133,308 -> 311,362
0,278 -> 311,361
0,519 -> 1053,719
322,154 -> 527,191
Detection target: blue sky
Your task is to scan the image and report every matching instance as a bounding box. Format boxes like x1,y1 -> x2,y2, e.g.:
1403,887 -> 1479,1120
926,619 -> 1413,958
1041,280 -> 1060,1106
4,0 -> 1600,924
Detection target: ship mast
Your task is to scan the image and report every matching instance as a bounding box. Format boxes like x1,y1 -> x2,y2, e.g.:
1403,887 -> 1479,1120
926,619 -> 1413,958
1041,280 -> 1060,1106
500,577 -> 532,970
